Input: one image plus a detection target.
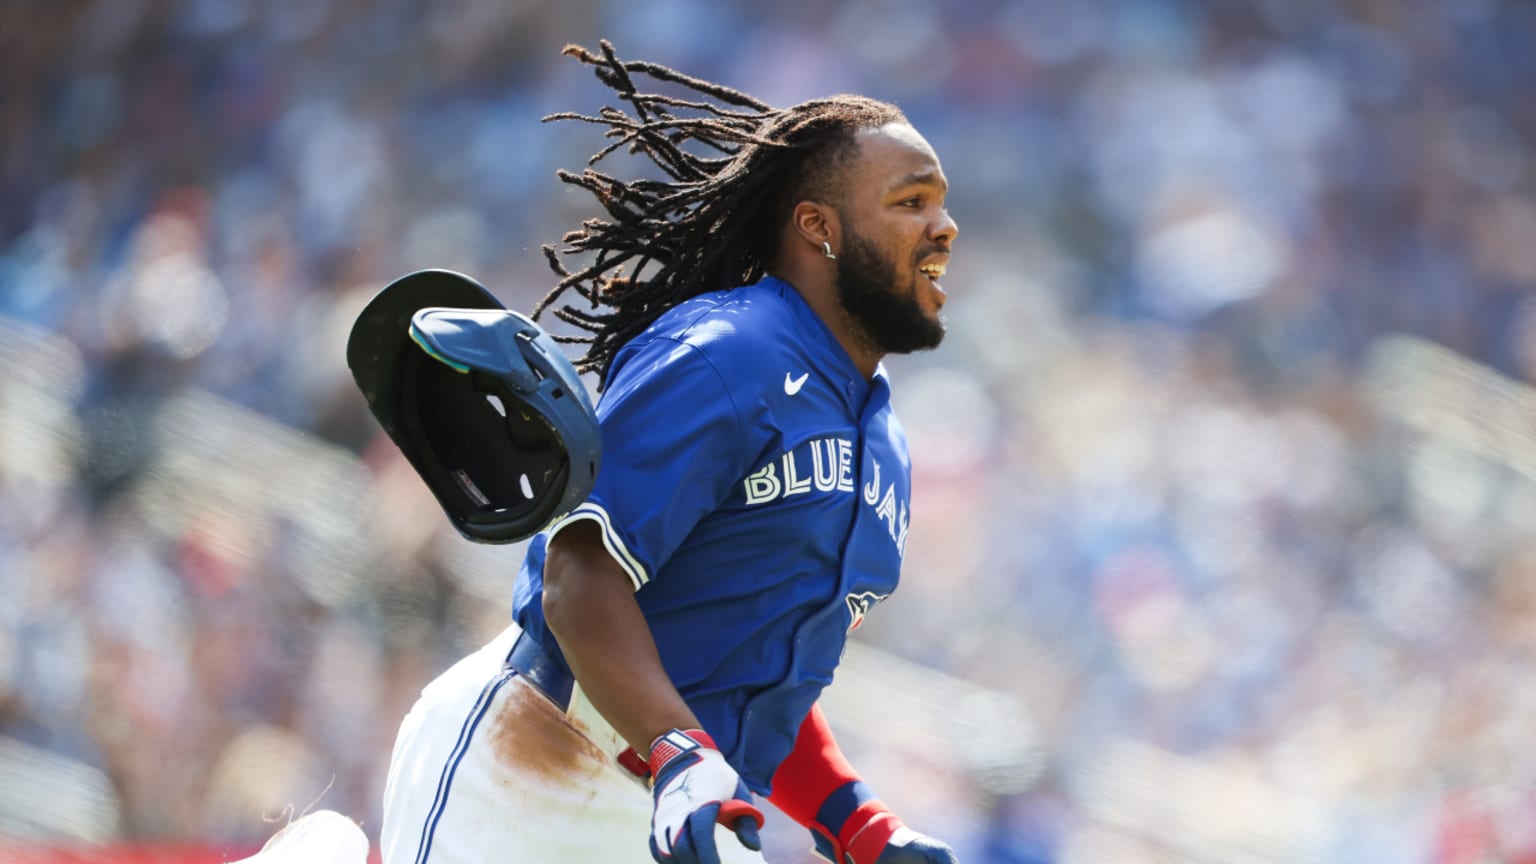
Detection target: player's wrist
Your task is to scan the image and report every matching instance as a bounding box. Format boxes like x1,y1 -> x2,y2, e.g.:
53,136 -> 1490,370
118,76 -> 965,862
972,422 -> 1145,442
807,780 -> 902,864
840,808 -> 905,864
646,728 -> 718,773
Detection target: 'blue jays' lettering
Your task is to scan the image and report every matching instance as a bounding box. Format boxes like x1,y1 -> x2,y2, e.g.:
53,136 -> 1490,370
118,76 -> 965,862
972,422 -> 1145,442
742,437 -> 909,557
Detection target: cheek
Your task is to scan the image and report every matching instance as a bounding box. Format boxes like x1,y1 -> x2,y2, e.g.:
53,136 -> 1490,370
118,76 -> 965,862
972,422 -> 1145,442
881,222 -> 924,265
904,217 -> 933,256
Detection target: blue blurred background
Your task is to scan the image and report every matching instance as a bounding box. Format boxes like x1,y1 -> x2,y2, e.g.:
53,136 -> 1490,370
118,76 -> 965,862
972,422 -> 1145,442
3,1 -> 1536,862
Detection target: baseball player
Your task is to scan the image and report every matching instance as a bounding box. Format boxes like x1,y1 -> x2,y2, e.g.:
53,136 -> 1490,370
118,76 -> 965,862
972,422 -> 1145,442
375,42 -> 961,864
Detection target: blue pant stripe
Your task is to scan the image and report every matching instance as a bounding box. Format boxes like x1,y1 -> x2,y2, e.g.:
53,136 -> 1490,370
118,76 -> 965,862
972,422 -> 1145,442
414,669 -> 516,864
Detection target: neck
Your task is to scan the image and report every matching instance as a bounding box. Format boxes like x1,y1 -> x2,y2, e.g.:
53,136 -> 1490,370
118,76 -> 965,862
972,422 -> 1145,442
767,266 -> 882,379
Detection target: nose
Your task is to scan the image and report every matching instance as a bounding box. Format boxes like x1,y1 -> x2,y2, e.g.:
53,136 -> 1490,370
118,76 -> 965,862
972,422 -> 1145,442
931,207 -> 958,247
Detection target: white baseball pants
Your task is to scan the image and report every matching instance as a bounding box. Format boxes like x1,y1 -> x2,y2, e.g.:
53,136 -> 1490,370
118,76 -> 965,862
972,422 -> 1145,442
380,624 -> 769,864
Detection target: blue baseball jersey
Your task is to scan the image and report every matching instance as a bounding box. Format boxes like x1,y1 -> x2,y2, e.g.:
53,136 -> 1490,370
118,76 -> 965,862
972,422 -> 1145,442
511,275 -> 912,794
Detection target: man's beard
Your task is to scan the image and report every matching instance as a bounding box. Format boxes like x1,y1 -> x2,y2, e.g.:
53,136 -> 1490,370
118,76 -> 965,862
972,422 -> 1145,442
835,226 -> 945,356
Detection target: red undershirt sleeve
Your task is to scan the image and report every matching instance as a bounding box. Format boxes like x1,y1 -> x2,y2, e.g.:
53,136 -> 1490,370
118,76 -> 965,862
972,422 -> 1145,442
768,703 -> 906,863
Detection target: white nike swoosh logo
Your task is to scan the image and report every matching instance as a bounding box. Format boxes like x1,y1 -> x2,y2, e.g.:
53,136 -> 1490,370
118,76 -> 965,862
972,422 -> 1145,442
784,372 -> 809,396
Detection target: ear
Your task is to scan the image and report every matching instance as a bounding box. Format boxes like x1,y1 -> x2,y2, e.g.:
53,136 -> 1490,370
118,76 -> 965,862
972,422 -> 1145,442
790,200 -> 841,254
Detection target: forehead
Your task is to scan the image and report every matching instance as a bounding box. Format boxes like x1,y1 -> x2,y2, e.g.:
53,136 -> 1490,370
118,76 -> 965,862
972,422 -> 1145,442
847,123 -> 947,191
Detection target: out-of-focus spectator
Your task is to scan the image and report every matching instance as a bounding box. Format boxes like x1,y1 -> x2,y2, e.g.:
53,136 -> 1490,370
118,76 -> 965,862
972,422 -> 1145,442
1,2 -> 1534,862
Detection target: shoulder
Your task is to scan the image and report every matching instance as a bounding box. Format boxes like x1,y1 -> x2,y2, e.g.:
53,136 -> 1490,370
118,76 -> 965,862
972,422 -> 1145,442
615,280 -> 800,393
668,280 -> 798,354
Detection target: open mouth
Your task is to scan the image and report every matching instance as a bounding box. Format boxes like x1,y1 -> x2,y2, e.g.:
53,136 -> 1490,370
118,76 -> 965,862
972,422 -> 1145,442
918,261 -> 948,304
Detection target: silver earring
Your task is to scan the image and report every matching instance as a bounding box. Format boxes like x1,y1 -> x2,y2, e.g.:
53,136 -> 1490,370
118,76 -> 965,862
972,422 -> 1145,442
822,241 -> 837,260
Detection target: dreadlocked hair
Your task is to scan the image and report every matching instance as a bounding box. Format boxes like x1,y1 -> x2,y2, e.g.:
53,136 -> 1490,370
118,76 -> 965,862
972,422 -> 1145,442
532,40 -> 906,387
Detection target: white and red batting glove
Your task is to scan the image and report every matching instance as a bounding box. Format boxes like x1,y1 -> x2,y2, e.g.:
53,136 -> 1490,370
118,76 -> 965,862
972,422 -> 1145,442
647,729 -> 765,864
770,705 -> 958,864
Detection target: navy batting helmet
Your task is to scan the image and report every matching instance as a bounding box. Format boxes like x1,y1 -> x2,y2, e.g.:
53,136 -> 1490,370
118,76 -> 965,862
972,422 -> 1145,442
347,269 -> 600,543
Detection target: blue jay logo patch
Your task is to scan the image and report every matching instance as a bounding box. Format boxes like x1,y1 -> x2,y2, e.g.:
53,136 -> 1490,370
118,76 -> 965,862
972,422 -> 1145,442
845,591 -> 889,633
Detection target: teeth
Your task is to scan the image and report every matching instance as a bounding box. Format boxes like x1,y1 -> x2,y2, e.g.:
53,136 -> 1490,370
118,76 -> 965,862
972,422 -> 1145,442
920,264 -> 946,278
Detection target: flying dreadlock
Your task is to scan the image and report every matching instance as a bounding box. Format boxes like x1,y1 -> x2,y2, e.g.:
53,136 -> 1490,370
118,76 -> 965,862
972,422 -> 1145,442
532,40 -> 906,387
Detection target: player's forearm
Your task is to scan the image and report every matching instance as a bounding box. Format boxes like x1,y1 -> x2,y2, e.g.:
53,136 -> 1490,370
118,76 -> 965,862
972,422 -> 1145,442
543,521 -> 700,754
549,590 -> 697,753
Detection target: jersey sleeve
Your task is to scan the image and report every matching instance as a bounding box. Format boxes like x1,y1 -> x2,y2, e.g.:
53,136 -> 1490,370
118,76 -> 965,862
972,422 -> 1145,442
548,336 -> 751,590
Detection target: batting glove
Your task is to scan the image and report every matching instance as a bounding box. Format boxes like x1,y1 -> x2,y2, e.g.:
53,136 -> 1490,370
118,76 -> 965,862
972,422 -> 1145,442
812,811 -> 959,864
647,729 -> 765,864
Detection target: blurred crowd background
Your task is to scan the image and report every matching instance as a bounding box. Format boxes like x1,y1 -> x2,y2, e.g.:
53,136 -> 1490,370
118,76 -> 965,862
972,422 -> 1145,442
3,0 -> 1535,862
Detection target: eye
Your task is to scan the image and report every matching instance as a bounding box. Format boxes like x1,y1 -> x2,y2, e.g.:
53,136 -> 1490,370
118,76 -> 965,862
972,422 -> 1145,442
900,196 -> 923,208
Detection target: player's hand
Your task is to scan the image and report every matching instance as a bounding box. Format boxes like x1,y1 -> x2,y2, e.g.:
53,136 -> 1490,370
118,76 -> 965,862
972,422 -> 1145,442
812,813 -> 960,864
647,729 -> 765,864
